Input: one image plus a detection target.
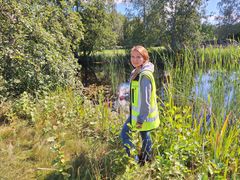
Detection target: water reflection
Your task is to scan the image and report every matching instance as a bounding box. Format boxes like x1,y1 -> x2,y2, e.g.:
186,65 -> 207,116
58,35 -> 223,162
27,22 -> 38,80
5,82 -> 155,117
192,70 -> 239,123
112,70 -> 239,123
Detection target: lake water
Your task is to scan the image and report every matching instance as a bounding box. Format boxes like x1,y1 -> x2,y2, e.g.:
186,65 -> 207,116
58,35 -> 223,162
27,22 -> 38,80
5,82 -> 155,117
113,69 -> 239,121
86,56 -> 239,120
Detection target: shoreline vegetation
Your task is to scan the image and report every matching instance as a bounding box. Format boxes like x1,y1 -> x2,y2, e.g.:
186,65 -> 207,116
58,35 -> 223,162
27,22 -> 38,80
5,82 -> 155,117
1,46 -> 239,179
1,1 -> 239,179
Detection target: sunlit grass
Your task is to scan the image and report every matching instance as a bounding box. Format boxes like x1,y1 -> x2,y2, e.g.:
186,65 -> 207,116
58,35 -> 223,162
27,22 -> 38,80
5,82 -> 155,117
0,46 -> 239,179
95,49 -> 127,56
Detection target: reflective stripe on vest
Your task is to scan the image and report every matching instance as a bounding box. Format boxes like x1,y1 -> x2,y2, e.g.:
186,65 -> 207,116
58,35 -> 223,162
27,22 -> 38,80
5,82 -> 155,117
130,70 -> 160,131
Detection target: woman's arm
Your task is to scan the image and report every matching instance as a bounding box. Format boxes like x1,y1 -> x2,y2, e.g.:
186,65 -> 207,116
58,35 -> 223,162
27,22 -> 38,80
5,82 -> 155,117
137,76 -> 152,124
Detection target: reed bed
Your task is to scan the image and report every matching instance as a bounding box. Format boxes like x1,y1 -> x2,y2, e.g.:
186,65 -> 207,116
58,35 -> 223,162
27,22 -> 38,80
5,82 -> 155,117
0,46 -> 239,179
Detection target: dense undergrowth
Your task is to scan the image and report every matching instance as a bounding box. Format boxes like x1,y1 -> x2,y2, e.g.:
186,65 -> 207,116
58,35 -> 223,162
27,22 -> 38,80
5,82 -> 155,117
0,84 -> 239,179
1,46 -> 240,179
1,1 -> 239,179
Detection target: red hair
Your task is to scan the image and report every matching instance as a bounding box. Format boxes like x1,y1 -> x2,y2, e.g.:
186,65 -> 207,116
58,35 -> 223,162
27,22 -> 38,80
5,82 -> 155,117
131,45 -> 149,62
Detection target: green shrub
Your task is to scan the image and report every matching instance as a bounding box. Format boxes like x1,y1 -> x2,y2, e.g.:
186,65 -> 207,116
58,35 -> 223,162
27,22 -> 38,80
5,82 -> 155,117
0,1 -> 83,99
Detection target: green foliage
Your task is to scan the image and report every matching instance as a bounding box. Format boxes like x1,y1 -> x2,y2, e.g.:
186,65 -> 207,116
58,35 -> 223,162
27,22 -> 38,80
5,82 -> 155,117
123,0 -> 203,50
167,0 -> 202,50
78,0 -> 118,55
0,1 -> 239,176
200,23 -> 216,40
11,91 -> 35,124
0,87 -> 133,179
122,18 -> 145,47
216,23 -> 240,40
0,79 -> 239,179
0,1 -> 83,98
217,0 -> 240,25
50,140 -> 71,179
89,46 -> 240,179
110,11 -> 126,46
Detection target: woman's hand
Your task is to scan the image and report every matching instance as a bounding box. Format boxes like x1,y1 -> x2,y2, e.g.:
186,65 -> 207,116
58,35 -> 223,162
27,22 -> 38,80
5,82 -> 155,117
136,122 -> 142,129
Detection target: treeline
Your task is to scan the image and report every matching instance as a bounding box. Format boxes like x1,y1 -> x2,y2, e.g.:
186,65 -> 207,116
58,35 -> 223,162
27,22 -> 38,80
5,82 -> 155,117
1,0 -> 240,99
120,0 -> 240,49
0,0 -> 122,98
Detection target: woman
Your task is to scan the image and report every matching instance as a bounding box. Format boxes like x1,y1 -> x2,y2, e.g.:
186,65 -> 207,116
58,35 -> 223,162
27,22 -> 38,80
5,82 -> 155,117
120,45 -> 160,165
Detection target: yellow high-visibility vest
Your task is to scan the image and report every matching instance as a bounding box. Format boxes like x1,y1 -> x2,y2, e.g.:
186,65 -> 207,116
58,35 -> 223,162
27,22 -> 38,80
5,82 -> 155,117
130,70 -> 160,131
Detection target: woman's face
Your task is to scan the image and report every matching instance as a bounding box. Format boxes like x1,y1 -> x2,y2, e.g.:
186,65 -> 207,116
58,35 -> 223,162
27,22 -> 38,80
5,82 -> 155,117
131,50 -> 145,68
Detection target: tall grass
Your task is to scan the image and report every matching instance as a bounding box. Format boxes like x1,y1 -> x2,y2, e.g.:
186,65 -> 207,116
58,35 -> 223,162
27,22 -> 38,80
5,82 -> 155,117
93,46 -> 240,148
84,45 -> 240,179
0,87 -> 127,179
0,83 -> 239,179
0,46 -> 239,179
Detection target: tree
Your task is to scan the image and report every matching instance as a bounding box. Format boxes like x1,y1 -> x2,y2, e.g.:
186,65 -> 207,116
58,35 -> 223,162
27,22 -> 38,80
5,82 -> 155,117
122,17 -> 145,47
123,0 -> 161,47
78,0 -> 118,56
109,10 -> 126,47
165,0 -> 202,50
123,0 -> 203,50
217,0 -> 240,25
0,0 -> 84,98
200,23 -> 216,40
217,0 -> 240,39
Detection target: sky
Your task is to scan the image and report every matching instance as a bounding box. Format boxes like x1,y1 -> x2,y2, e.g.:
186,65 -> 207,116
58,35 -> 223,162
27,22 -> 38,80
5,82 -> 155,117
205,0 -> 220,23
206,0 -> 219,14
116,0 -> 221,24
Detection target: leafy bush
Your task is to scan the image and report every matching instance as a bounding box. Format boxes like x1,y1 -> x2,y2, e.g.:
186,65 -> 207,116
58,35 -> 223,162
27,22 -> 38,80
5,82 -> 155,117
0,1 -> 83,98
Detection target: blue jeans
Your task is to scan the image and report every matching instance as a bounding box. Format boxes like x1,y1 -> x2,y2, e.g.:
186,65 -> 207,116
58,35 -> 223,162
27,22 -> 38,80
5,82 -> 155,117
120,117 -> 152,161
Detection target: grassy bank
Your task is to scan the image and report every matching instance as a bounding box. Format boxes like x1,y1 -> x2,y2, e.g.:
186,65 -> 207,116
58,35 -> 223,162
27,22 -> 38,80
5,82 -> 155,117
0,87 -> 126,179
0,85 -> 239,179
1,46 -> 239,179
